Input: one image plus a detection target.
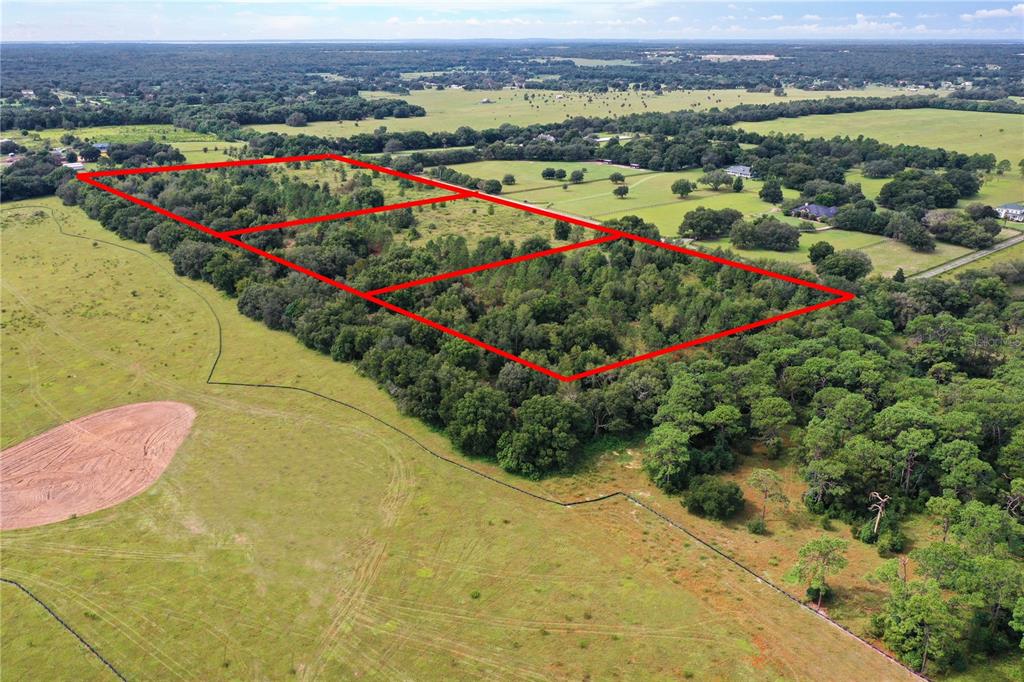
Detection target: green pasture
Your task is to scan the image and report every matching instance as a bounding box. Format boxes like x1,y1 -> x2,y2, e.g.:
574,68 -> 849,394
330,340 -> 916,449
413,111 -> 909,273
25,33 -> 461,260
736,109 -> 1024,164
942,241 -> 1024,277
35,124 -> 219,145
14,124 -> 242,164
246,86 -> 935,136
969,172 -> 1024,208
0,198 -> 917,680
510,168 -> 797,233
695,230 -> 972,277
411,195 -> 559,247
173,140 -> 244,163
441,160 -> 651,192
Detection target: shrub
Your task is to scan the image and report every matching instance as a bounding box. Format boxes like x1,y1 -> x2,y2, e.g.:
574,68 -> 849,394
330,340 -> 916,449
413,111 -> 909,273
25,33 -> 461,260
684,476 -> 744,520
746,518 -> 767,535
876,530 -> 906,556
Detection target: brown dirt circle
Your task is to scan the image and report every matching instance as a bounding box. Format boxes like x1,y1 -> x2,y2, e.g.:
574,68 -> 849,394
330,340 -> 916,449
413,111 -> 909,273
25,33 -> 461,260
1,401 -> 196,530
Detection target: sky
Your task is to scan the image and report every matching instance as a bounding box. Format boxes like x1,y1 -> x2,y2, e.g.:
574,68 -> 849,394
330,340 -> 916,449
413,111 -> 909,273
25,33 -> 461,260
2,1 -> 1023,42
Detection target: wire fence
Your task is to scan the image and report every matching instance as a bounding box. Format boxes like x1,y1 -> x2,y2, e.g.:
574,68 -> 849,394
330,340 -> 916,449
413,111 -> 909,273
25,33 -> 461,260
2,203 -> 928,682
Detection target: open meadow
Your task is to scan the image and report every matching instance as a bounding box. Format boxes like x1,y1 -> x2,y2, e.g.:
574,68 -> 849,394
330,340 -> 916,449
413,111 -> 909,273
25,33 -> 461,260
1,197 -> 928,680
16,124 -> 244,164
941,241 -> 1024,278
437,160 -> 652,192
507,167 -> 796,228
694,230 -> 973,277
735,109 -> 1024,164
246,86 -> 935,136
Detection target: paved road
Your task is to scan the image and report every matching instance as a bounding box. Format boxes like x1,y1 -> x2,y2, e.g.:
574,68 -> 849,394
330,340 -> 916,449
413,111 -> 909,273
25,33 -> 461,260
911,232 -> 1024,279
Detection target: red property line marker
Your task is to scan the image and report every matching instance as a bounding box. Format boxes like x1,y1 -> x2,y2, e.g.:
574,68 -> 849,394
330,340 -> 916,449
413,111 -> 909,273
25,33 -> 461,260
222,192 -> 469,236
78,153 -> 855,382
367,234 -> 620,296
77,171 -> 569,380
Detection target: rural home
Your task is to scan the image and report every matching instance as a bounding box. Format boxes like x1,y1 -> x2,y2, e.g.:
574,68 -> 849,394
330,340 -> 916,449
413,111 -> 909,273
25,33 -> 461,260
725,164 -> 754,178
790,203 -> 839,222
996,203 -> 1024,223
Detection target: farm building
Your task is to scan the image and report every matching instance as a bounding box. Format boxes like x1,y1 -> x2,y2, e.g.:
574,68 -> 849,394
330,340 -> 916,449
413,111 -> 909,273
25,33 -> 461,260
62,161 -> 85,171
725,164 -> 754,178
790,203 -> 839,221
92,142 -> 110,152
996,203 -> 1024,222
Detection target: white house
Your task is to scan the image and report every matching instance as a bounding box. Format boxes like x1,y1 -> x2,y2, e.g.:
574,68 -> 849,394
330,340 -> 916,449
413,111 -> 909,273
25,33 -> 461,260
996,203 -> 1024,223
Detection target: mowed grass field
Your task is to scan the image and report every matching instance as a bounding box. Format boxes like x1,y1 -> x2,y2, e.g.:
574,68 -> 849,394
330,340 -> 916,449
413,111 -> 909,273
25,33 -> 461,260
509,167 -> 797,226
19,124 -> 243,163
695,230 -> 973,277
1,198 -> 922,680
438,160 -> 652,192
247,86 -> 934,136
942,241 -> 1024,278
736,109 -> 1024,164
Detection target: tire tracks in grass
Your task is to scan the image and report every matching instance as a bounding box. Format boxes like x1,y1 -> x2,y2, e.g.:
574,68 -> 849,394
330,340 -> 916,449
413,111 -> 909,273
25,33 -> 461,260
4,202 -> 928,681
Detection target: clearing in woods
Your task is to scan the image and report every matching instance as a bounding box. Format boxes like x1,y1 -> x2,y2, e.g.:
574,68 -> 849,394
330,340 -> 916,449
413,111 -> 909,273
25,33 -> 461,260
0,197 -> 916,680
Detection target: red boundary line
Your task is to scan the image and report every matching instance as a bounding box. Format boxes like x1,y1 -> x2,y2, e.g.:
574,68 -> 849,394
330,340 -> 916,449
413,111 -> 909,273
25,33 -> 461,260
78,153 -> 855,382
367,234 -> 620,296
222,192 -> 469,236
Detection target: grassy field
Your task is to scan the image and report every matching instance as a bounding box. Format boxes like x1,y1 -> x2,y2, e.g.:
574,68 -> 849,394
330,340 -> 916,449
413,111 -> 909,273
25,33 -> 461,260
435,160 -> 652,192
412,196 -> 561,247
278,159 -> 452,205
694,229 -> 972,277
2,582 -> 115,678
247,86 -> 935,136
969,172 -> 1024,208
14,124 -> 243,164
941,241 -> 1024,277
736,109 -> 1024,164
509,167 -> 796,230
0,197 -> 926,680
34,124 -> 220,145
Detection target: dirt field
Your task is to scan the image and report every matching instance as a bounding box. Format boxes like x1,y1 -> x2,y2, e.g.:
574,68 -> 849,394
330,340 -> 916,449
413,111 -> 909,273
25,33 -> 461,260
1,401 -> 195,530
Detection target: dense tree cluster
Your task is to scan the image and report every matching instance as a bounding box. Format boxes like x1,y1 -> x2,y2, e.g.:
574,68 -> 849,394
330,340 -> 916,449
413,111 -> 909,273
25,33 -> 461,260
729,216 -> 801,252
0,153 -> 73,201
1,138 -> 184,203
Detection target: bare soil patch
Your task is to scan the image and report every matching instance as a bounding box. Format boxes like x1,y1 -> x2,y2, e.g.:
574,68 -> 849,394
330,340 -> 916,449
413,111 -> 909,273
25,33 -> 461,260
1,401 -> 195,530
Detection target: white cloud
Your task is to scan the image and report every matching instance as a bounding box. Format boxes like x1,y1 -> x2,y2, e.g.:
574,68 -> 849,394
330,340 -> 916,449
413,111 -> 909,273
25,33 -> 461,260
597,17 -> 648,26
917,12 -> 942,19
961,4 -> 1024,20
667,15 -> 681,23
802,14 -> 821,21
759,14 -> 783,21
885,12 -> 902,19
